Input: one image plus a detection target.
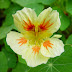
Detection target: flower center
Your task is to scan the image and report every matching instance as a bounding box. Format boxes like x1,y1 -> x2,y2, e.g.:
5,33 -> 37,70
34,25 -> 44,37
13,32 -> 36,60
22,18 -> 53,45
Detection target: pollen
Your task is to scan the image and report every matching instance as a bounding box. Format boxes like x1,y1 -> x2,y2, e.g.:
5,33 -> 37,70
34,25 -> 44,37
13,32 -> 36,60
43,40 -> 53,50
17,37 -> 27,46
32,46 -> 40,55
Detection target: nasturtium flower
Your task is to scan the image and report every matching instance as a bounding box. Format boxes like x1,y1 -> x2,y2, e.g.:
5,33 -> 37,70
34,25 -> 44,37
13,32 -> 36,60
6,7 -> 64,67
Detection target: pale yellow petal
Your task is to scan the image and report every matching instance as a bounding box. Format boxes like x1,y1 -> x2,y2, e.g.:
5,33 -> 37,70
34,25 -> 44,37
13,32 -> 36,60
38,7 -> 52,24
6,31 -> 28,55
22,46 -> 49,67
12,7 -> 37,33
38,7 -> 61,34
41,38 -> 64,57
52,34 -> 62,38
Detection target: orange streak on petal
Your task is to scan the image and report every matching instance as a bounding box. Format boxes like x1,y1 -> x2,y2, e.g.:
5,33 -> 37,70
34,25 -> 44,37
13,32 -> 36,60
46,23 -> 54,29
23,20 -> 29,26
17,37 -> 27,46
43,40 -> 53,50
28,18 -> 32,25
39,19 -> 54,31
23,19 -> 35,31
44,19 -> 50,26
32,46 -> 40,55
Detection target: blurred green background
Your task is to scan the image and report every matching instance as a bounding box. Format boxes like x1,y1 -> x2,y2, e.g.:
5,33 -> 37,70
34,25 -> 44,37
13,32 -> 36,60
0,0 -> 72,72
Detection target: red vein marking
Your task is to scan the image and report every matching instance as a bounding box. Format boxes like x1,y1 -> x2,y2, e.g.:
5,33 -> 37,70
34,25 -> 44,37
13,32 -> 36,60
32,46 -> 40,55
38,19 -> 54,31
23,18 -> 35,31
17,37 -> 27,46
43,40 -> 53,50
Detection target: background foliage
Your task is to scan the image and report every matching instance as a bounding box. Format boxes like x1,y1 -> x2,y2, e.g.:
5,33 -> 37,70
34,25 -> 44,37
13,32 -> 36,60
0,0 -> 72,72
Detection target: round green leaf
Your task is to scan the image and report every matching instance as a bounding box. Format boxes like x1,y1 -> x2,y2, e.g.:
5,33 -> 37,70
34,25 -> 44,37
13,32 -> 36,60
66,34 -> 72,45
0,51 -> 8,72
0,39 -> 4,45
29,45 -> 72,72
61,34 -> 66,43
11,0 -> 40,7
3,4 -> 22,26
0,0 -> 10,9
53,7 -> 70,31
18,55 -> 26,64
4,38 -> 14,53
40,0 -> 56,5
25,4 -> 44,15
12,62 -> 30,72
66,0 -> 72,15
2,48 -> 17,68
0,25 -> 13,40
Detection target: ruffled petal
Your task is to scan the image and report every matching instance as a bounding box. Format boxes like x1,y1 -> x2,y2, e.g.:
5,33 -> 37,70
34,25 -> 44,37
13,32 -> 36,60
38,7 -> 61,34
12,7 -> 37,33
22,45 -> 49,67
40,38 -> 64,57
6,31 -> 28,55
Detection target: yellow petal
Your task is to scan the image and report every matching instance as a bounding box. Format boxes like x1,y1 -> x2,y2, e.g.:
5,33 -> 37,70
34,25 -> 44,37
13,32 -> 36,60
12,7 -> 37,33
38,7 -> 61,34
22,45 -> 49,67
40,38 -> 64,57
6,31 -> 28,55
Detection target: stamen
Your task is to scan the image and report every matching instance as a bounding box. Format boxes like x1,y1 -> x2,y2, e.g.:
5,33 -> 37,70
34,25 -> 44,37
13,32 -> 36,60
43,40 -> 53,50
17,37 -> 27,46
32,46 -> 40,55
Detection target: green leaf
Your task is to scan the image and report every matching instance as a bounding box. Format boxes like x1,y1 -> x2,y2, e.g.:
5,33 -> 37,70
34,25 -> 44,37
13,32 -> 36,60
53,7 -> 70,31
12,62 -> 30,72
11,0 -> 44,15
18,55 -> 26,64
61,34 -> 66,44
3,4 -> 22,26
11,0 -> 40,7
29,45 -> 72,72
66,0 -> 72,15
62,45 -> 72,57
40,0 -> 56,5
2,48 -> 17,68
1,4 -> 22,33
0,0 -> 10,9
9,3 -> 44,16
65,34 -> 72,45
4,38 -> 14,53
0,39 -> 4,45
12,45 -> 72,72
25,4 -> 44,15
0,25 -> 13,39
11,0 -> 56,6
0,51 -> 8,72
